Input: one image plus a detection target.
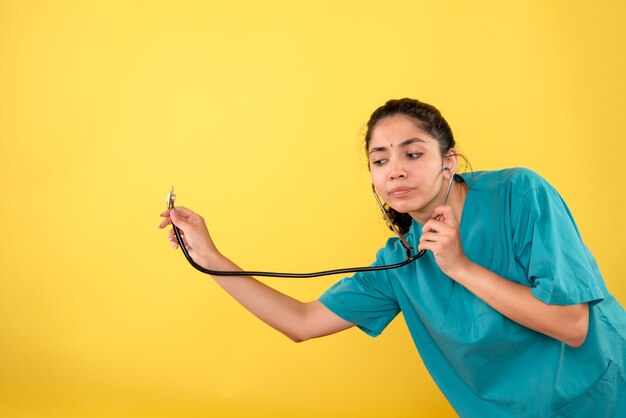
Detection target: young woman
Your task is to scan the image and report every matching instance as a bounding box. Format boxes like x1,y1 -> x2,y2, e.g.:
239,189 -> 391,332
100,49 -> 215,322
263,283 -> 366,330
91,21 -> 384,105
159,98 -> 626,417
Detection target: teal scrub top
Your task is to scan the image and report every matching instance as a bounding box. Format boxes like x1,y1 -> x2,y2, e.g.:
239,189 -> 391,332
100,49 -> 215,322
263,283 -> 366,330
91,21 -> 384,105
320,168 -> 626,417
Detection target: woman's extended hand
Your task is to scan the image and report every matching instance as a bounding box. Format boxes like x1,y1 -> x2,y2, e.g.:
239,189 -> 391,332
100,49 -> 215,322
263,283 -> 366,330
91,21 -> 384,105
418,205 -> 470,277
159,206 -> 220,269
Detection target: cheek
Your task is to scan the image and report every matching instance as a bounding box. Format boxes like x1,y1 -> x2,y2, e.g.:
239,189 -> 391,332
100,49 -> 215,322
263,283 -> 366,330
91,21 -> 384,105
414,162 -> 442,182
370,169 -> 386,189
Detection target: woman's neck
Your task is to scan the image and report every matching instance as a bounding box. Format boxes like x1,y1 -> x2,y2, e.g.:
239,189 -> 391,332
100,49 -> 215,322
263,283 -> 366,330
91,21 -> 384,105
410,177 -> 468,226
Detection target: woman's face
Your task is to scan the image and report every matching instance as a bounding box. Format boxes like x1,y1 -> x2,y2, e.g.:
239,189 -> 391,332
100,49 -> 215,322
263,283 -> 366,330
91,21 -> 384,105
368,115 -> 449,220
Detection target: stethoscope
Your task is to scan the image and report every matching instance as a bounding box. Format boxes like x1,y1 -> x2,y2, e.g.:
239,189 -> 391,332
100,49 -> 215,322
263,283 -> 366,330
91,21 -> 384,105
167,167 -> 455,278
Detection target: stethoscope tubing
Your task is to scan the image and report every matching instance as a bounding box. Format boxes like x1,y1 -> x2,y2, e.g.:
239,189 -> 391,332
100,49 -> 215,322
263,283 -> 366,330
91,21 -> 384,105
172,222 -> 427,278
169,171 -> 454,278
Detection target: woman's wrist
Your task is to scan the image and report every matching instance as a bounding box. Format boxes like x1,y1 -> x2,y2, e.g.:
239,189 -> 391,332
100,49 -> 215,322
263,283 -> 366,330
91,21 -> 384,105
445,256 -> 474,283
200,250 -> 235,272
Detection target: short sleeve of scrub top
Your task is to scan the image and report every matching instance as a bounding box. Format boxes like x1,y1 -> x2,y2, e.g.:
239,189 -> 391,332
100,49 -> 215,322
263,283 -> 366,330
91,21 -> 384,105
319,242 -> 401,337
511,171 -> 605,306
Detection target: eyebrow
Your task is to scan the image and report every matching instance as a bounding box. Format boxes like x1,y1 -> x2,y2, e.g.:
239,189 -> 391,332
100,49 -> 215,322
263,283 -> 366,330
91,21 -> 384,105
368,137 -> 426,155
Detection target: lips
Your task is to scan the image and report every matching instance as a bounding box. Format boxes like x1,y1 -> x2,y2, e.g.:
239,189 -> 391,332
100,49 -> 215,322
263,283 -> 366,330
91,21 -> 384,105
389,186 -> 413,197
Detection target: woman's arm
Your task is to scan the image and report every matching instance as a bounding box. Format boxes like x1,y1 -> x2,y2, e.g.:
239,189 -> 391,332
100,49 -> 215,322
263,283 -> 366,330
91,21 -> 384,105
160,207 -> 354,342
419,205 -> 589,348
449,260 -> 588,347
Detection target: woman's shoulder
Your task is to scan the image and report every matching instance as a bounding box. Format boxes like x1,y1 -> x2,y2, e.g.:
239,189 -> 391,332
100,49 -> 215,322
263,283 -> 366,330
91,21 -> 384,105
462,167 -> 552,194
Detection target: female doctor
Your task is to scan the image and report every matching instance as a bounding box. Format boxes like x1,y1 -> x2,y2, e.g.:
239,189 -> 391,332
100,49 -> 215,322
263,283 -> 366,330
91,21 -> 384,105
159,98 -> 626,417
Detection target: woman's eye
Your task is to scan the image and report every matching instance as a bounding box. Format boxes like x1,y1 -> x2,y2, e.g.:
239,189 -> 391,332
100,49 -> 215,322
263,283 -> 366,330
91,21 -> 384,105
407,152 -> 422,159
371,159 -> 387,166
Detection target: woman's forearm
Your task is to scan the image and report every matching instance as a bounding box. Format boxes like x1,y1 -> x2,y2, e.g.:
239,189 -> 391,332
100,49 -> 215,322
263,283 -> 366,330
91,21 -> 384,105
200,254 -> 353,342
449,260 -> 589,347
202,253 -> 309,342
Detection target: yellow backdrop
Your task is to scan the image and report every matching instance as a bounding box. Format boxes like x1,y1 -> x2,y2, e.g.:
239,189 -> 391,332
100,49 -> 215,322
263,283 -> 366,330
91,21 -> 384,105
1,1 -> 624,417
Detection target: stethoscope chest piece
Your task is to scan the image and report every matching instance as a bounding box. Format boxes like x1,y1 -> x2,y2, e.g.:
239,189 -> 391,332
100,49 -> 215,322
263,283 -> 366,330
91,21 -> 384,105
167,186 -> 176,210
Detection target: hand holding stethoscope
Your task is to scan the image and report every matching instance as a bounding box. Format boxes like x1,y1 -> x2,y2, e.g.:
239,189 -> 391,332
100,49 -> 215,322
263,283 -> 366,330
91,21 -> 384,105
159,205 -> 219,270
419,204 -> 470,277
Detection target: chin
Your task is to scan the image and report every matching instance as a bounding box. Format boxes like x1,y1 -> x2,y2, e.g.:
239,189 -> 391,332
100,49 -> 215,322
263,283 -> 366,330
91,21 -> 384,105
388,201 -> 419,214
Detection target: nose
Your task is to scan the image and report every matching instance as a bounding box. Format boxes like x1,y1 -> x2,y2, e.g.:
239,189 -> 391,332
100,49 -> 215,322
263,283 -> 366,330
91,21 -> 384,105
388,157 -> 406,180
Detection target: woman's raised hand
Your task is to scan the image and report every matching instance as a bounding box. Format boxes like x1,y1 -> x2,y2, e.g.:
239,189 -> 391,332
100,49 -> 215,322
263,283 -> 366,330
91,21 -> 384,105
418,205 -> 469,277
159,206 -> 220,269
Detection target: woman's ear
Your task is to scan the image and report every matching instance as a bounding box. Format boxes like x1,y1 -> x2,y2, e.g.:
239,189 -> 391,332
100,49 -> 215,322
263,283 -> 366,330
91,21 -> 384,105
443,149 -> 459,178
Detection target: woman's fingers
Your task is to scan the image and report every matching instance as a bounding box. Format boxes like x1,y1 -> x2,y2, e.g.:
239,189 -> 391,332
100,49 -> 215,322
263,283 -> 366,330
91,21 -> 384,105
168,228 -> 179,249
420,230 -> 449,245
159,217 -> 172,229
422,204 -> 460,236
159,209 -> 172,229
170,206 -> 197,219
169,208 -> 190,230
422,219 -> 449,235
168,227 -> 193,251
432,205 -> 458,226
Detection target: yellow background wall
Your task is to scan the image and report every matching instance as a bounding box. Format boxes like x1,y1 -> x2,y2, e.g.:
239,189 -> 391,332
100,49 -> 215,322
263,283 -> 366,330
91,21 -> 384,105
1,1 -> 624,417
